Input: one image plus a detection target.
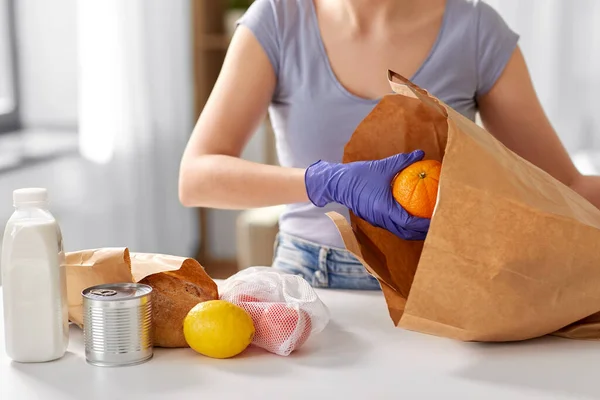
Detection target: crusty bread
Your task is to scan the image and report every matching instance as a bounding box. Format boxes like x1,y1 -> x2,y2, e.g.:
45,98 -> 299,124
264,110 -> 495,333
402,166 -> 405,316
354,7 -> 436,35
139,259 -> 218,347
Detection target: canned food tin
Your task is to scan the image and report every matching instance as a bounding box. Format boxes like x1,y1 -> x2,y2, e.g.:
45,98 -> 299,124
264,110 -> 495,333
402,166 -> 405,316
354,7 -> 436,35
82,283 -> 153,367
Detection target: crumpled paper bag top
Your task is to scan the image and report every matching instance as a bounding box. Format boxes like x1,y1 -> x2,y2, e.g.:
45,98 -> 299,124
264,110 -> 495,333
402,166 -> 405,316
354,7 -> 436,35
64,247 -> 212,327
327,70 -> 600,342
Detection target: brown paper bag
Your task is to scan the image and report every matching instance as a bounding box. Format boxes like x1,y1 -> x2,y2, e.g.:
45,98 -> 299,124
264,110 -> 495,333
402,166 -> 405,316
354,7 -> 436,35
327,70 -> 600,342
65,248 -> 133,326
65,248 -> 218,347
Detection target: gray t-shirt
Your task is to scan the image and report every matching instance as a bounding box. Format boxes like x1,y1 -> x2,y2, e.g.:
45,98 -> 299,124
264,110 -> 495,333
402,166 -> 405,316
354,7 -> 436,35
238,0 -> 519,249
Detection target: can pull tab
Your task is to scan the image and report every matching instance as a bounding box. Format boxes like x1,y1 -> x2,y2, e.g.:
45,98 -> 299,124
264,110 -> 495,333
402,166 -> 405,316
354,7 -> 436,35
90,289 -> 118,297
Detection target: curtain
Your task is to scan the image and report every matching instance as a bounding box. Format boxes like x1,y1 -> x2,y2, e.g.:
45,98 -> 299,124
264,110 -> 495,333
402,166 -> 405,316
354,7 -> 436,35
77,0 -> 197,256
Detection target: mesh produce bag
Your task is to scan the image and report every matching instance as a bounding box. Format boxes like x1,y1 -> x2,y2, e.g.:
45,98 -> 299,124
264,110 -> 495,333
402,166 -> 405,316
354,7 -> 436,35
220,267 -> 330,356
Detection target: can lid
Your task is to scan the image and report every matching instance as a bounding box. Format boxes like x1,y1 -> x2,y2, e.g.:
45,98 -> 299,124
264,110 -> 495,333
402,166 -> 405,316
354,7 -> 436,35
82,283 -> 152,300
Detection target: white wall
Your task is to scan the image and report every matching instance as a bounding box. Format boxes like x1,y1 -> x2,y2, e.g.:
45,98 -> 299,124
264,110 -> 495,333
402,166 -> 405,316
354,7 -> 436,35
15,0 -> 78,129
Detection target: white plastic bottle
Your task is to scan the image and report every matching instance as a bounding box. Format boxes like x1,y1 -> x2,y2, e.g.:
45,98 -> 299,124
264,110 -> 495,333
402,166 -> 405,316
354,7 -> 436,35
1,188 -> 69,362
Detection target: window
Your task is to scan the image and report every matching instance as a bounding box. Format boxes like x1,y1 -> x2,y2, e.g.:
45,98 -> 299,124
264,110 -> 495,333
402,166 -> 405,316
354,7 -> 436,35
0,0 -> 19,134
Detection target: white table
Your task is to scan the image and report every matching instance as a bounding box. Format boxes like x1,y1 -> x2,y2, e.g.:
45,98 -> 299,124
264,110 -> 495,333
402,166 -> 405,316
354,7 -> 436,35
2,287 -> 600,400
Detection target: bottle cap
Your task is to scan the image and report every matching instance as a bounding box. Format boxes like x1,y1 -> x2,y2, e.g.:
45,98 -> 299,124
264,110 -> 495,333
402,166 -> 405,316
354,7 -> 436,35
13,188 -> 49,207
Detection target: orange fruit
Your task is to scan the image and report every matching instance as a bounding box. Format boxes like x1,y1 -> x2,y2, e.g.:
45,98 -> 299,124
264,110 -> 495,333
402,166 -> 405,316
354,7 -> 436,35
391,159 -> 442,219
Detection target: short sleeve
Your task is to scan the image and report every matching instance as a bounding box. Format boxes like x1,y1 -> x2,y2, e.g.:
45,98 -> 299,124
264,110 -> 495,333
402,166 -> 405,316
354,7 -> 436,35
476,1 -> 519,96
236,0 -> 281,77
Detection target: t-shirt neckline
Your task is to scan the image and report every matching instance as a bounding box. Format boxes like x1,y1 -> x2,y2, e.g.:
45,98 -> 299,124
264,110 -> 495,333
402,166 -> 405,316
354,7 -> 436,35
307,0 -> 451,104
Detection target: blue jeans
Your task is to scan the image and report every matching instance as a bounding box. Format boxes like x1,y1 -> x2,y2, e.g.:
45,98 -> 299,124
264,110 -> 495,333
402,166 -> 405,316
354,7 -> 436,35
272,232 -> 381,290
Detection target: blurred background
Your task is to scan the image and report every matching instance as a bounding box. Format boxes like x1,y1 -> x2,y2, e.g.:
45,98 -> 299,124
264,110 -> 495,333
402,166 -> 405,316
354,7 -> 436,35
0,0 -> 599,281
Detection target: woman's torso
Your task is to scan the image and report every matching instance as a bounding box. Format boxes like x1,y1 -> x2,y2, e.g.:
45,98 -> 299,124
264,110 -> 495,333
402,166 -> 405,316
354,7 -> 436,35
239,0 -> 518,249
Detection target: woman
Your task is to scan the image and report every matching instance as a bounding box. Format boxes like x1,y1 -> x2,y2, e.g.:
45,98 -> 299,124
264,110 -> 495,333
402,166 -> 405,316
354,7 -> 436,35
179,0 -> 600,289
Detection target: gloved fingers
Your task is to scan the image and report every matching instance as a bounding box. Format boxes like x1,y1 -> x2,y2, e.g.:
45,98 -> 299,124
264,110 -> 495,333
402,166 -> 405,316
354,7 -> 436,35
382,150 -> 425,179
388,223 -> 428,241
403,214 -> 431,233
388,201 -> 431,240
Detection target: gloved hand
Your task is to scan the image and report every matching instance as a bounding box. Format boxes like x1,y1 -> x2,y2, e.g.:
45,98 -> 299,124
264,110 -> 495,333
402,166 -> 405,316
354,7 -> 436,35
305,150 -> 430,240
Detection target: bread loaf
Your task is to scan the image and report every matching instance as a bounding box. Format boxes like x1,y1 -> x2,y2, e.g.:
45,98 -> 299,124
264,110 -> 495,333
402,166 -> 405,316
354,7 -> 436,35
139,259 -> 218,347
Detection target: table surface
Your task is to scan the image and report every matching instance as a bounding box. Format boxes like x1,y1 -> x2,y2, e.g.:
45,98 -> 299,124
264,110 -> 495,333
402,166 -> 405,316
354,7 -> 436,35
2,286 -> 600,400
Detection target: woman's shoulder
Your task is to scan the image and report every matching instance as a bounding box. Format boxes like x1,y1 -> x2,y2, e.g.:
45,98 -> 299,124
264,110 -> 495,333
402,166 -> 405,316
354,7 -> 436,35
446,0 -> 514,32
237,0 -> 315,92
238,0 -> 313,45
243,0 -> 311,24
442,0 -> 519,96
442,0 -> 518,54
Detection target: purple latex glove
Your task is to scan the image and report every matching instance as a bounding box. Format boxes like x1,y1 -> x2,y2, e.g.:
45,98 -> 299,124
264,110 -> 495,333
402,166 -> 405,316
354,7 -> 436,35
305,150 -> 430,240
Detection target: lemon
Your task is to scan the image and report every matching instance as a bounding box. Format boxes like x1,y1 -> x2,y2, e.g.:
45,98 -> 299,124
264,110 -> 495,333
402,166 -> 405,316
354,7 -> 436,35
183,300 -> 255,359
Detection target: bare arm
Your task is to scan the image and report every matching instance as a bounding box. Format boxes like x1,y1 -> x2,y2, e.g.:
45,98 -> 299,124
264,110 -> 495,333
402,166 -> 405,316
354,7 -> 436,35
478,46 -> 600,209
179,26 -> 309,209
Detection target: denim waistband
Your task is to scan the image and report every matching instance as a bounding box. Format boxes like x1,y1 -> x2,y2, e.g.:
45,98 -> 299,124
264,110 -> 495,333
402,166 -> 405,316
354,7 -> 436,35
274,231 -> 360,264
272,231 -> 380,290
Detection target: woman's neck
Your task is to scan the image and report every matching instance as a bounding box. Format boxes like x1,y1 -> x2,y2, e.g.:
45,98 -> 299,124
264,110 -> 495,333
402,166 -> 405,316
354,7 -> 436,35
325,0 -> 445,34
